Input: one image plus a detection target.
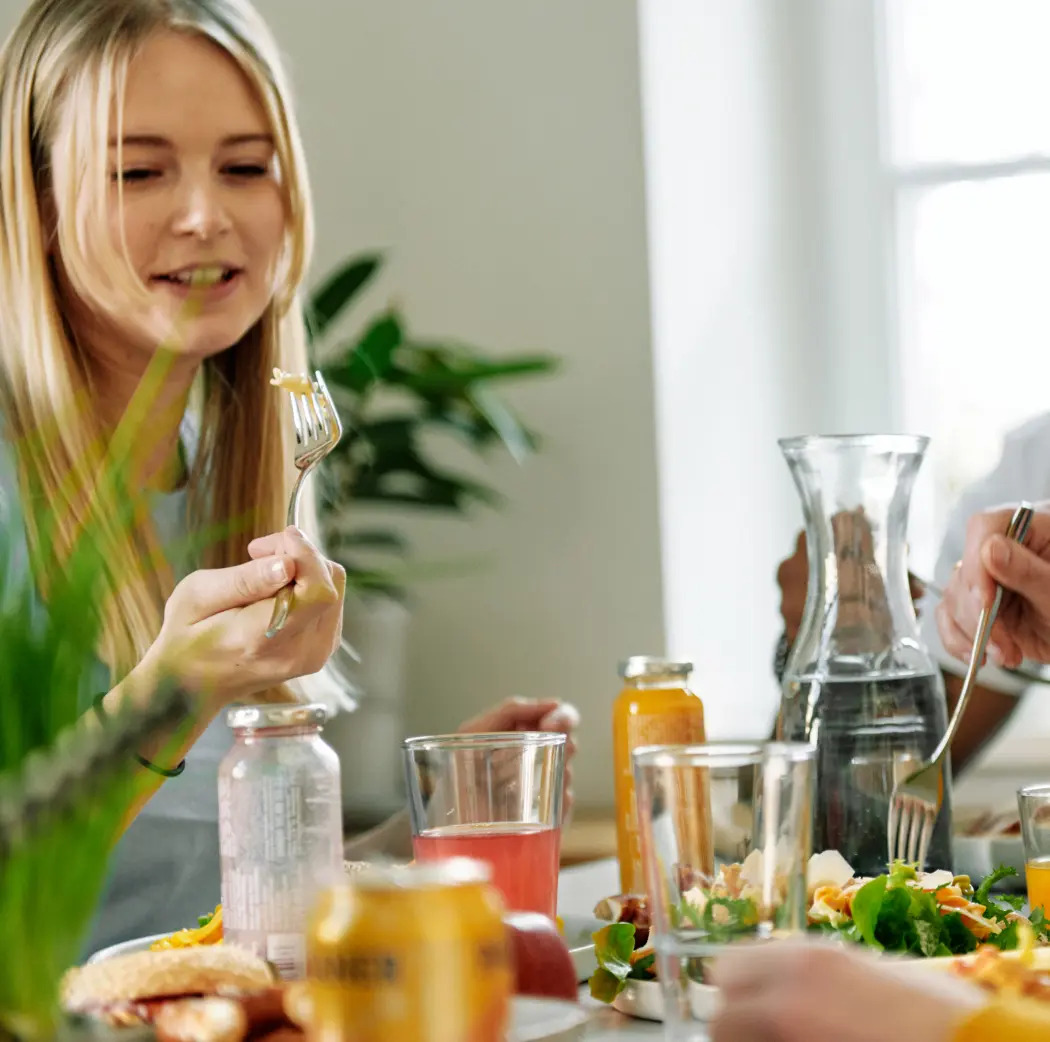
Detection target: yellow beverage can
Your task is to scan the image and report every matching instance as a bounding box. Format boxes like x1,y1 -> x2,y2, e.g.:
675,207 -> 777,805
306,858 -> 511,1042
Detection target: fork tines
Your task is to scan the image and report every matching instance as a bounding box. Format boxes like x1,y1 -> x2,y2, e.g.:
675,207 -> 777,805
289,376 -> 330,444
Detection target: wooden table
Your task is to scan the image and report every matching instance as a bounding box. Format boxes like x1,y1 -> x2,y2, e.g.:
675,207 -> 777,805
559,810 -> 617,867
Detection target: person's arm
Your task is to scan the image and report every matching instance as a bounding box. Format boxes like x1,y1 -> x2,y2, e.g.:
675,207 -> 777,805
344,809 -> 414,861
942,671 -> 1021,774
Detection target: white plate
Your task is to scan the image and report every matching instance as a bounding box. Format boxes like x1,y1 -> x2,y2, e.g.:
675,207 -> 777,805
559,914 -> 602,982
88,935 -> 590,1039
88,934 -> 166,963
92,924 -> 602,981
509,997 -> 589,1041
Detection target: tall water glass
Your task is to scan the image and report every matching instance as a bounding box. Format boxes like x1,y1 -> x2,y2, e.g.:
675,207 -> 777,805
403,732 -> 565,916
633,742 -> 815,1041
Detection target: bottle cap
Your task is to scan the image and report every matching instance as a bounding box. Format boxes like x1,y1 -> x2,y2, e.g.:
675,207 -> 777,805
618,656 -> 693,681
226,703 -> 328,730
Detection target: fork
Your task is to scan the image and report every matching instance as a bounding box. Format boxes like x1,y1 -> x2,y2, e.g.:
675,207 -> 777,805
265,370 -> 343,639
887,501 -> 1034,867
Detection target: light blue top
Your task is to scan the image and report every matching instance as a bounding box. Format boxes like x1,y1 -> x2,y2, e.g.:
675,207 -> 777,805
0,423 -> 231,956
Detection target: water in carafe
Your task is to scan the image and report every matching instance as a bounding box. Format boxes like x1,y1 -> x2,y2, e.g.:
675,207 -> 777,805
777,436 -> 952,876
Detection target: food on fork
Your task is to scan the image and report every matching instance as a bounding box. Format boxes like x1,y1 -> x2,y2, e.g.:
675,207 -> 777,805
269,368 -> 313,395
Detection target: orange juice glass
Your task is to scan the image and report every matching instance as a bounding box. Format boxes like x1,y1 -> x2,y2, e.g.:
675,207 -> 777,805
1019,784 -> 1050,913
613,657 -> 705,895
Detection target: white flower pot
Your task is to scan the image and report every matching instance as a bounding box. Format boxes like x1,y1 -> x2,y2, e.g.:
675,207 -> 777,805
325,595 -> 412,827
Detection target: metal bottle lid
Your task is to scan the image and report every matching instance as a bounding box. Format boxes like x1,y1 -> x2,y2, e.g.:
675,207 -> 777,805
348,857 -> 493,891
226,703 -> 328,730
618,656 -> 693,681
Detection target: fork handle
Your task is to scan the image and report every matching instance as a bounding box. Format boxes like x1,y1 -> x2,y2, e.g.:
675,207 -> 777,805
927,502 -> 1034,764
265,470 -> 309,639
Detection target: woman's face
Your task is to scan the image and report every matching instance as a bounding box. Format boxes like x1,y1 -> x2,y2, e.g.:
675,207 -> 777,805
63,30 -> 287,362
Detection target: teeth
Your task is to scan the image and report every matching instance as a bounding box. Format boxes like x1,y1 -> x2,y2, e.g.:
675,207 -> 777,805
187,266 -> 226,287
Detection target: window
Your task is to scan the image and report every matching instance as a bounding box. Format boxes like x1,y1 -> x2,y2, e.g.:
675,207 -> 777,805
881,0 -> 1050,572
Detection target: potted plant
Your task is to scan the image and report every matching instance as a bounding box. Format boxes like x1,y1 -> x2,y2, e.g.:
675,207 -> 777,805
307,254 -> 558,823
0,382 -> 193,1041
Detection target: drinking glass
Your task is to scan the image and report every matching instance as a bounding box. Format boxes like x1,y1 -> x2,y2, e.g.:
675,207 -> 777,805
1018,784 -> 1050,913
403,732 -> 565,916
633,741 -> 815,1041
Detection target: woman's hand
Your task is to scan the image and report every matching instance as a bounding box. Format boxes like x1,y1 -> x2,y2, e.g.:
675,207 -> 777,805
145,526 -> 345,705
458,697 -> 580,818
936,504 -> 1050,669
710,941 -> 979,1042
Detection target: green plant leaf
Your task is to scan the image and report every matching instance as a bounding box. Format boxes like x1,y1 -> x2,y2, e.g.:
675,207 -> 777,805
306,254 -> 382,341
324,312 -> 403,394
467,385 -> 534,465
330,529 -> 410,554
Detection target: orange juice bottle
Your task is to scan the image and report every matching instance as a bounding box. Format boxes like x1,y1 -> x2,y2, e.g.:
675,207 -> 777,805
613,656 -> 705,895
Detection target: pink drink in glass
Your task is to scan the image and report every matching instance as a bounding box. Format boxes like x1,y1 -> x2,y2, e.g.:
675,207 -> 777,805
412,822 -> 561,916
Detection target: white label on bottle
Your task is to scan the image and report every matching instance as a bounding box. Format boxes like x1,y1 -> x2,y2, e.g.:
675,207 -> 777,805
266,933 -> 306,980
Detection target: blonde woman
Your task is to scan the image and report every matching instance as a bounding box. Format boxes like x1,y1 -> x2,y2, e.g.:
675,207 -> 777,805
0,0 -> 578,953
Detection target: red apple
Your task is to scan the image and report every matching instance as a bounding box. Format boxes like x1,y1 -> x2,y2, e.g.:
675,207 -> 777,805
503,913 -> 578,1002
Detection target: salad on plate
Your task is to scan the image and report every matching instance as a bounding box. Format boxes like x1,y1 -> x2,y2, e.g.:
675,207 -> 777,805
589,850 -> 1050,1004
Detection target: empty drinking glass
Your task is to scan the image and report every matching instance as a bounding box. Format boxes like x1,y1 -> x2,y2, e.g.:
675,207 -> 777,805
633,741 -> 815,1040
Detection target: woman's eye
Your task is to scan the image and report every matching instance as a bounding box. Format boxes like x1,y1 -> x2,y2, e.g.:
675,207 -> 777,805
225,163 -> 269,178
112,168 -> 159,183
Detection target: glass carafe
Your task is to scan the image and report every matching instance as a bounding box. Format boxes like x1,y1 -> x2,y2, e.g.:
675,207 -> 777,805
777,434 -> 951,875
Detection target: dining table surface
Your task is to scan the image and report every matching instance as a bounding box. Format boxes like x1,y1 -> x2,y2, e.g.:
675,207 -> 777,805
557,857 -> 663,1040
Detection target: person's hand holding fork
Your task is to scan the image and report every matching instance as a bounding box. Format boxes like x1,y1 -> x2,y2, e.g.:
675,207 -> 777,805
937,503 -> 1050,669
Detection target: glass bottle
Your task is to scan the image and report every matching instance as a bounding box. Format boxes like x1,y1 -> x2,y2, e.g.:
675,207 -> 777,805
219,703 -> 343,979
777,435 -> 952,875
613,657 -> 706,894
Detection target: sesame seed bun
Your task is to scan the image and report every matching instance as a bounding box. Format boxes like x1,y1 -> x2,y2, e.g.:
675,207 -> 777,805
61,946 -> 275,1011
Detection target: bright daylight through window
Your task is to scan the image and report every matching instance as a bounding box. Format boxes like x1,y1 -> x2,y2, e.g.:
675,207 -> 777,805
882,0 -> 1050,571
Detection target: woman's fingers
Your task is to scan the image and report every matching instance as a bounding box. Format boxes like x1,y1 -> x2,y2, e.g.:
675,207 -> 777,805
457,697 -> 563,734
247,527 -> 339,615
174,556 -> 295,622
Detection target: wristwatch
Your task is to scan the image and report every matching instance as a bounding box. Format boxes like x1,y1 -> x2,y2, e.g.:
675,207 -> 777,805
773,631 -> 792,684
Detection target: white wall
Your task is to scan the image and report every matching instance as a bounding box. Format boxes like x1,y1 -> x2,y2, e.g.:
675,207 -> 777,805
254,0 -> 665,808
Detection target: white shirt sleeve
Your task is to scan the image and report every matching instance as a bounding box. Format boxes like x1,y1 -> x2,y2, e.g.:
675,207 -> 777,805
919,412 -> 1050,695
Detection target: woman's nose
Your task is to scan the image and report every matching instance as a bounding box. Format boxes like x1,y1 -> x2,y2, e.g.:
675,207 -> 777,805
172,180 -> 232,241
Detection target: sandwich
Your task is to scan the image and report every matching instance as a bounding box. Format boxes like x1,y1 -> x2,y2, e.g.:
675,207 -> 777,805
61,946 -> 299,1041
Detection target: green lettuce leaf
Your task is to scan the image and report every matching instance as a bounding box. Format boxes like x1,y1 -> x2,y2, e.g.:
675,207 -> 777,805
589,923 -> 637,1002
974,865 -> 1019,908
850,876 -> 887,949
986,919 -> 1020,951
589,967 -> 627,1003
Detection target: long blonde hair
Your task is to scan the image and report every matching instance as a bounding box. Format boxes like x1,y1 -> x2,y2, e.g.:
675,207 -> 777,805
0,0 -> 318,700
